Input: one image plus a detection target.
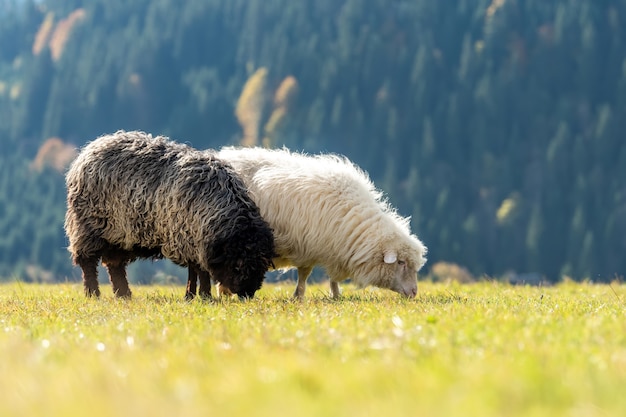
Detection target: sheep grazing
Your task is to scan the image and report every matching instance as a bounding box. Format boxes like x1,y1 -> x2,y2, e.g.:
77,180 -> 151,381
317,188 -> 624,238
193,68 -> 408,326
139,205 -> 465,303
195,146 -> 427,299
64,131 -> 275,299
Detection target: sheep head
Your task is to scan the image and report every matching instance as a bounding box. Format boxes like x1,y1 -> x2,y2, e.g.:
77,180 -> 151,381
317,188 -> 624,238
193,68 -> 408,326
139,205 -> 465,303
355,234 -> 427,298
383,249 -> 419,298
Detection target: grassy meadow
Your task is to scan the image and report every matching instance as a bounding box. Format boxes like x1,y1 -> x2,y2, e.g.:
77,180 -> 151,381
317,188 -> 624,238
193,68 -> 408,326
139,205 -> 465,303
0,280 -> 624,417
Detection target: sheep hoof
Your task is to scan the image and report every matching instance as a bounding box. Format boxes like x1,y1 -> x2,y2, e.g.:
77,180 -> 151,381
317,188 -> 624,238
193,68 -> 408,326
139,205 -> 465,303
199,292 -> 212,302
114,289 -> 132,299
184,292 -> 195,301
292,287 -> 305,299
84,288 -> 101,298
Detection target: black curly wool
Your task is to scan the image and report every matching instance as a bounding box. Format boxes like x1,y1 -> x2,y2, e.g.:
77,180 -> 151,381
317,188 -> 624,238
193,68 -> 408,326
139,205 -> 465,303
64,130 -> 275,299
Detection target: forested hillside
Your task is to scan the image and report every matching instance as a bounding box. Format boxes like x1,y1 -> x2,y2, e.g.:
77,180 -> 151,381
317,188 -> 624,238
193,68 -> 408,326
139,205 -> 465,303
1,0 -> 625,282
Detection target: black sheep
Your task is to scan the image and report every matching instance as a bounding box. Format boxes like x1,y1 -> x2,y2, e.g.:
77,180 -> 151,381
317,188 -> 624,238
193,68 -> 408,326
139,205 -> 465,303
64,130 -> 275,299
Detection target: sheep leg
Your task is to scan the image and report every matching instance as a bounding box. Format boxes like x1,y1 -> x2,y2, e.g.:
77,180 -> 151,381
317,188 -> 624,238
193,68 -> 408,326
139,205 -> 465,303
185,266 -> 212,300
197,270 -> 212,300
330,281 -> 341,299
185,267 -> 197,300
215,281 -> 234,298
102,254 -> 132,298
293,266 -> 313,299
78,256 -> 100,298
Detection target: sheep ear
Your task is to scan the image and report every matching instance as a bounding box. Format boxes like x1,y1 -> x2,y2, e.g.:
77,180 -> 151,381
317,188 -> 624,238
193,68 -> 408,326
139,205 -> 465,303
383,251 -> 397,264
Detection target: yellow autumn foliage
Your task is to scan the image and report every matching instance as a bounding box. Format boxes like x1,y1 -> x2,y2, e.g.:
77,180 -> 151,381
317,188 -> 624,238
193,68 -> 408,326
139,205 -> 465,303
49,9 -> 86,62
235,67 -> 268,147
32,12 -> 55,56
31,137 -> 78,173
273,75 -> 298,109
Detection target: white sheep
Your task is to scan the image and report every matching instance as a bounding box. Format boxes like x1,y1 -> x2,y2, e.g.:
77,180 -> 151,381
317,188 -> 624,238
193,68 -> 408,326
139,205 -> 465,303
213,147 -> 427,299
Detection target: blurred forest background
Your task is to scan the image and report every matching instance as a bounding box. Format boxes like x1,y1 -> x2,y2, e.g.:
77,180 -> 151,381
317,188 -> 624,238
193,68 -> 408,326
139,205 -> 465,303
1,0 -> 625,284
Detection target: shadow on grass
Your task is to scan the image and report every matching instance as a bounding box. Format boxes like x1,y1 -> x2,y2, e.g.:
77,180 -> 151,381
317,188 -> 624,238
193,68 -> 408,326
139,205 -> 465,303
417,291 -> 467,304
135,285 -> 469,306
280,289 -> 469,305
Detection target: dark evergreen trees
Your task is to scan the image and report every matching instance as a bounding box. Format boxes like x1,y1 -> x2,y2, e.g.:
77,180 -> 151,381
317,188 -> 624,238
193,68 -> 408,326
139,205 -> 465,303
0,0 -> 624,282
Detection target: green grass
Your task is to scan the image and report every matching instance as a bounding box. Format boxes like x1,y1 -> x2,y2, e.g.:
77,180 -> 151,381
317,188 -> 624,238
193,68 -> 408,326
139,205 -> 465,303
0,280 -> 625,417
